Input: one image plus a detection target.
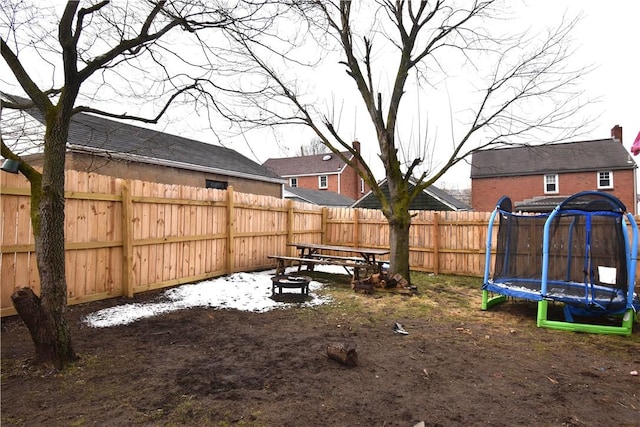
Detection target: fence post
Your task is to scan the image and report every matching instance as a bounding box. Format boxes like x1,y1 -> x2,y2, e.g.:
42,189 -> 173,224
121,180 -> 134,297
287,199 -> 294,256
321,207 -> 328,244
352,208 -> 359,248
226,186 -> 235,275
433,212 -> 440,275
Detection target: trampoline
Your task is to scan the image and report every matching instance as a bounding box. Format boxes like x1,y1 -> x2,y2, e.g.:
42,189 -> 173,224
482,191 -> 639,335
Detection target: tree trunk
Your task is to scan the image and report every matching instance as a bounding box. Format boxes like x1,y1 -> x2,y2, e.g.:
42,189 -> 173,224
11,288 -> 76,368
388,214 -> 412,285
12,112 -> 77,370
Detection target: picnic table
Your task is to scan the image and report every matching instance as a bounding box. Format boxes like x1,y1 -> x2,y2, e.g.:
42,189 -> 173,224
268,243 -> 389,277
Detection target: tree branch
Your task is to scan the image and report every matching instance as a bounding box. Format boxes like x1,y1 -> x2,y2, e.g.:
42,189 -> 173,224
59,1 -> 80,86
73,1 -> 110,45
72,82 -> 200,124
1,136 -> 42,182
76,3 -> 181,83
0,38 -> 53,113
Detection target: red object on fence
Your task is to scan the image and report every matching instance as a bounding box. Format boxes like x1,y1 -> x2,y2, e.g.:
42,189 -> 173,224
631,131 -> 640,156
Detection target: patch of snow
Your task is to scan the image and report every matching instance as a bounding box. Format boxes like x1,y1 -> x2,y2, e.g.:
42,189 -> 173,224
83,266 -> 349,328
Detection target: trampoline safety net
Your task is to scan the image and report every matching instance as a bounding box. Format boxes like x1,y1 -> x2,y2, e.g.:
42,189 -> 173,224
492,192 -> 630,311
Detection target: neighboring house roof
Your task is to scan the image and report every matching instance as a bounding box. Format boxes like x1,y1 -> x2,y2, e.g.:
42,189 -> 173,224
470,139 -> 636,178
351,179 -> 471,211
3,93 -> 285,185
515,193 -> 636,213
283,186 -> 354,207
514,196 -> 570,213
263,151 -> 353,177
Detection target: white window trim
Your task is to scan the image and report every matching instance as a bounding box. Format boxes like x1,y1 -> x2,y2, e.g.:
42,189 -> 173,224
597,171 -> 613,189
544,174 -> 559,194
360,178 -> 365,193
318,175 -> 328,189
290,177 -> 297,187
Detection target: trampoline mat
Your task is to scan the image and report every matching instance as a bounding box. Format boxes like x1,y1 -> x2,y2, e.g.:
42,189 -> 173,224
484,279 -> 629,311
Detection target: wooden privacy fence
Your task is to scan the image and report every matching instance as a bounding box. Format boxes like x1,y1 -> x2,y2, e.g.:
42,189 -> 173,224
2,170 -> 638,317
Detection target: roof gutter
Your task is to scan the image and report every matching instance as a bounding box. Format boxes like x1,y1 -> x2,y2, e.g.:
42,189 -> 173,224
67,144 -> 286,185
279,171 -> 341,178
471,165 -> 636,179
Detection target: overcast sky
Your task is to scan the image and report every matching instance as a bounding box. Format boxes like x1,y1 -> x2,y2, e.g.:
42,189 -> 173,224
434,0 -> 640,189
168,0 -> 640,190
241,0 -> 640,190
544,1 -> 638,155
2,1 -> 638,191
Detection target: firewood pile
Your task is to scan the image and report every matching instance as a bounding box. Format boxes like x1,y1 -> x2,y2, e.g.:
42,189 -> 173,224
351,270 -> 417,295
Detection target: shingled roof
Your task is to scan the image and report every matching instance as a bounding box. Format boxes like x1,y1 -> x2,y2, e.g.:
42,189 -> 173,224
470,139 -> 636,178
263,151 -> 353,176
283,186 -> 355,207
3,93 -> 284,184
351,179 -> 471,211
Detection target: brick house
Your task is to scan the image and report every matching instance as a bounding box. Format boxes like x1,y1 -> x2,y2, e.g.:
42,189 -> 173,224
262,141 -> 370,200
470,125 -> 638,214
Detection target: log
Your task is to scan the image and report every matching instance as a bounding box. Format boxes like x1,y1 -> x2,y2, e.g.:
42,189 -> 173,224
385,273 -> 409,288
369,273 -> 382,287
326,342 -> 358,367
392,273 -> 409,288
352,277 -> 374,294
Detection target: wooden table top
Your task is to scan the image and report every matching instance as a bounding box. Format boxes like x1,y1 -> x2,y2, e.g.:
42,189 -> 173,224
288,242 -> 389,255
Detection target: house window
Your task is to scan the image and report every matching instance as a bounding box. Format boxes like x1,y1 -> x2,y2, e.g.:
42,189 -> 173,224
205,179 -> 228,190
318,175 -> 328,189
544,174 -> 558,194
290,177 -> 298,187
360,178 -> 365,193
597,171 -> 613,189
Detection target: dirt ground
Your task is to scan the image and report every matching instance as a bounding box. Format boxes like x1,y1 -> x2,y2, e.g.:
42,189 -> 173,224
2,272 -> 640,427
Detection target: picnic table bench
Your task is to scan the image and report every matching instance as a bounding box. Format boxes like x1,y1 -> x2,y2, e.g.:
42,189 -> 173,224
268,243 -> 390,279
267,255 -> 369,276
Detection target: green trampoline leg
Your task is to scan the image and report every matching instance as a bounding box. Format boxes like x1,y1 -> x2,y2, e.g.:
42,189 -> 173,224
481,290 -> 507,310
537,300 -> 635,336
536,300 -> 548,327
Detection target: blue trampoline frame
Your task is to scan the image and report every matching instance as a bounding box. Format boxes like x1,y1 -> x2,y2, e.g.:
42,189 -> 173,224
481,191 -> 639,335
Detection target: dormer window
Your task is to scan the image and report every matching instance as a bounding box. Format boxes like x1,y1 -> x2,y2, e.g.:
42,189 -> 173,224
597,171 -> 613,189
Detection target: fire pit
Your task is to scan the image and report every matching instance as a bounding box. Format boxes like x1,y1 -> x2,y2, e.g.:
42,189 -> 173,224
271,275 -> 311,297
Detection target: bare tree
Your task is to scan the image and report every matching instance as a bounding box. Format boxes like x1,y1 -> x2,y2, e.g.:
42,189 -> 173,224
300,137 -> 329,155
223,0 -> 590,283
0,0 -> 282,369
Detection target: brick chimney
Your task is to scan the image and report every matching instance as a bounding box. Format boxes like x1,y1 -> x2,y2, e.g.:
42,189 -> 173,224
611,125 -> 623,143
352,140 -> 361,154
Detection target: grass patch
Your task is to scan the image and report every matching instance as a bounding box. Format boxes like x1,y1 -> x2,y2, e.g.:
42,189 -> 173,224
304,270 -> 484,323
305,270 -> 640,343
